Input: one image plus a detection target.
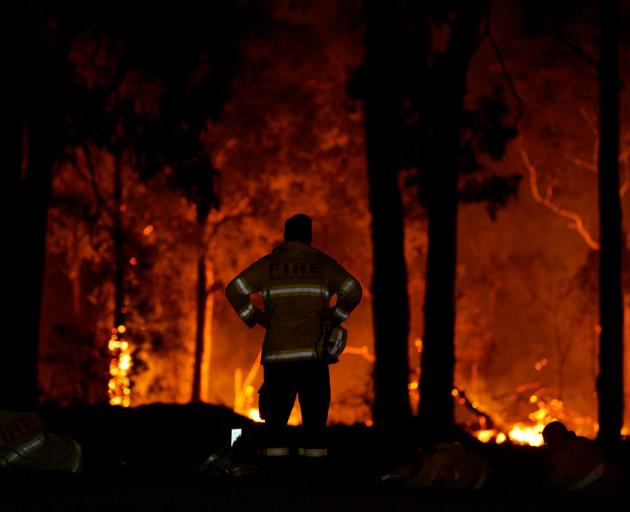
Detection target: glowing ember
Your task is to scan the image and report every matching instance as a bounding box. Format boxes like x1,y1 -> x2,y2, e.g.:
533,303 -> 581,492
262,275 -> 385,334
533,358 -> 548,371
243,406 -> 301,425
473,395 -> 564,446
476,429 -> 496,443
247,408 -> 262,423
108,325 -> 133,407
508,423 -> 545,446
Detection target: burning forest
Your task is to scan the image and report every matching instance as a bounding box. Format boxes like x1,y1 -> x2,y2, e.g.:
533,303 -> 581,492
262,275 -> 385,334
4,0 -> 630,495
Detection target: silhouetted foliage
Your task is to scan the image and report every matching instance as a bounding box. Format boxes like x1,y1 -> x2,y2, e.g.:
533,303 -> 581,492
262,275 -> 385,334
30,0 -> 260,405
459,175 -> 522,221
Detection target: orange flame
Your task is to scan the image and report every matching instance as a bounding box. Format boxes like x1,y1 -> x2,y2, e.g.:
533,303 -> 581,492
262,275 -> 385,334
472,395 -> 565,446
108,325 -> 133,407
233,346 -> 375,425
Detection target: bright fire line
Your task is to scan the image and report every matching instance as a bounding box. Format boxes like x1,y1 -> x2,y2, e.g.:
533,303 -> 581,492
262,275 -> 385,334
108,325 -> 133,407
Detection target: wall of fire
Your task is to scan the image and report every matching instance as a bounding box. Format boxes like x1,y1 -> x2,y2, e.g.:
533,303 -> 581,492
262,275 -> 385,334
38,0 -> 630,437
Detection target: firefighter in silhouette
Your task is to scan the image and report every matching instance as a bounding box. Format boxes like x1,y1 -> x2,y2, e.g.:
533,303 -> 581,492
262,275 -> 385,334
226,214 -> 362,469
542,421 -> 619,491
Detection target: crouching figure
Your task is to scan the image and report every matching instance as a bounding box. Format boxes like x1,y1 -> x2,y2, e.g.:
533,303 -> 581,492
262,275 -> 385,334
542,421 -> 618,491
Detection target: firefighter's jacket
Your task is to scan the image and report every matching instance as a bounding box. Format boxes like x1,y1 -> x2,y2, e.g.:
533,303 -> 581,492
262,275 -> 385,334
544,435 -> 607,491
0,410 -> 83,472
225,241 -> 362,364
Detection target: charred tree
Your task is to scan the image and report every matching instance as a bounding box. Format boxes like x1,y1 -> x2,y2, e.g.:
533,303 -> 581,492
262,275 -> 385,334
417,0 -> 488,440
597,0 -> 624,447
4,8 -> 29,408
192,251 -> 209,403
17,117 -> 57,408
361,0 -> 413,429
151,4 -> 254,403
2,5 -> 66,409
148,29 -> 227,403
175,166 -> 219,403
56,1 -> 246,404
113,156 -> 126,329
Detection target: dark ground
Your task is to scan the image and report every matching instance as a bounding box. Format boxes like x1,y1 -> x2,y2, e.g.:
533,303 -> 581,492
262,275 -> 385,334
1,404 -> 629,511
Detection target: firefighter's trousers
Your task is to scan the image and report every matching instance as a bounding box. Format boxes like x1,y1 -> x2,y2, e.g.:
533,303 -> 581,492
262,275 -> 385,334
259,360 -> 330,458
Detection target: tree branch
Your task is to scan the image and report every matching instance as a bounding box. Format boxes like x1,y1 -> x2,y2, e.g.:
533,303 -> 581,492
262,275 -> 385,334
567,155 -> 597,172
550,32 -> 599,70
206,196 -> 251,240
579,107 -> 598,135
81,144 -> 108,219
343,345 -> 376,363
481,6 -> 525,125
65,148 -> 93,185
520,144 -> 600,251
80,143 -> 115,252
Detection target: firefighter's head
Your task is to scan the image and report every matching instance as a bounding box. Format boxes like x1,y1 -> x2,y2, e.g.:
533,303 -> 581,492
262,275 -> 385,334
542,421 -> 569,449
284,214 -> 312,245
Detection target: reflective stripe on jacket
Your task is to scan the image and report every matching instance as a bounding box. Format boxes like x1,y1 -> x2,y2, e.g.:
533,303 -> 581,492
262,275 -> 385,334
225,241 -> 362,364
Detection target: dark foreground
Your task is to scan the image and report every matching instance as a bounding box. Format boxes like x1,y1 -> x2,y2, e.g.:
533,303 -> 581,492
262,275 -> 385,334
2,404 -> 629,512
3,471 -> 627,512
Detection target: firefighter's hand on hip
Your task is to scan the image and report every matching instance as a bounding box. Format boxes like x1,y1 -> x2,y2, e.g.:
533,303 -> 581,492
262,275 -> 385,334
320,307 -> 341,327
253,309 -> 271,329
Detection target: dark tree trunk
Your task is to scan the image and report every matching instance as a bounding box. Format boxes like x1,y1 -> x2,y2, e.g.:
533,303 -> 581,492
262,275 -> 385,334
113,157 -> 126,329
192,251 -> 208,403
418,168 -> 459,438
597,0 -> 624,447
7,117 -> 56,409
364,0 -> 412,429
3,20 -> 27,408
1,6 -> 62,409
417,0 -> 486,440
